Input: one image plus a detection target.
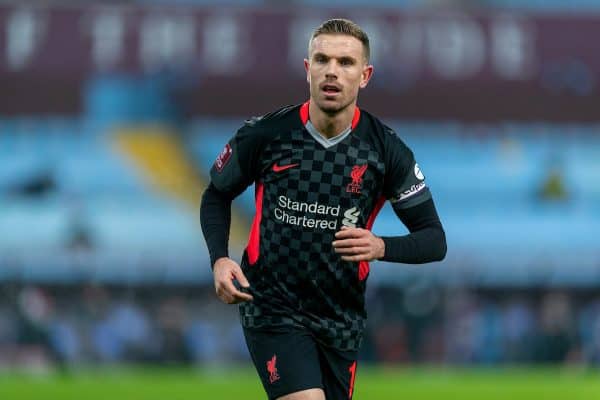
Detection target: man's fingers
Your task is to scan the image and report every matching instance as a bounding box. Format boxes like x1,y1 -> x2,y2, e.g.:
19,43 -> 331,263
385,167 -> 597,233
213,258 -> 254,304
334,246 -> 370,255
218,288 -> 253,304
217,279 -> 253,304
221,278 -> 251,301
341,254 -> 370,262
335,228 -> 371,240
332,238 -> 369,248
232,267 -> 250,288
216,286 -> 234,304
333,229 -> 382,261
335,228 -> 365,239
231,291 -> 254,303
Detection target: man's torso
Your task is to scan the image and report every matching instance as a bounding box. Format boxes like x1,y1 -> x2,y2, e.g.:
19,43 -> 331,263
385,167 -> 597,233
210,102 -> 425,351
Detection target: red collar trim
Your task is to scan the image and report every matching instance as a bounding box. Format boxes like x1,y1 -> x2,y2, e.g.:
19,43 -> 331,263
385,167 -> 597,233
300,101 -> 361,129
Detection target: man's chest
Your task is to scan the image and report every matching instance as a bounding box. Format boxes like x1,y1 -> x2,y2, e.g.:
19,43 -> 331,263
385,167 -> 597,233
259,131 -> 385,221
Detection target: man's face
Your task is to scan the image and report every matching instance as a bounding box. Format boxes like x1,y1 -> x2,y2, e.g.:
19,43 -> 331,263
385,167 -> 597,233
304,34 -> 373,115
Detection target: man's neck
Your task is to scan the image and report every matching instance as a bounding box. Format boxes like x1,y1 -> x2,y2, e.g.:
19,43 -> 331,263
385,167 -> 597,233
308,100 -> 356,139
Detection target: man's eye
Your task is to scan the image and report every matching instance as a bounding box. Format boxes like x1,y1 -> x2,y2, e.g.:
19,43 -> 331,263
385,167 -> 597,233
340,59 -> 353,66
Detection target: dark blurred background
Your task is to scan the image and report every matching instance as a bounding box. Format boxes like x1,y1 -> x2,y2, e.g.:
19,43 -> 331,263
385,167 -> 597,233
1,0 -> 599,375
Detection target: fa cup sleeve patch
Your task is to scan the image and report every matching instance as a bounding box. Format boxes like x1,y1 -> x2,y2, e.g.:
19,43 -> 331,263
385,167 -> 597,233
214,143 -> 233,172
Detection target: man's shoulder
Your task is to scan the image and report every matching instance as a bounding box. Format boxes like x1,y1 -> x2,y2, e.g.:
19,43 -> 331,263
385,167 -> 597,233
358,109 -> 405,144
358,108 -> 395,137
241,104 -> 302,133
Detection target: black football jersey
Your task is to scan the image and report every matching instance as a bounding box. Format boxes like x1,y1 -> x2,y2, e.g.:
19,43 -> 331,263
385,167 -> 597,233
210,102 -> 431,350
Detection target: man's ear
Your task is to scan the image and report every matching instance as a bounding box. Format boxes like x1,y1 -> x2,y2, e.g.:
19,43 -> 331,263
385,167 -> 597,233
360,64 -> 374,89
304,59 -> 310,84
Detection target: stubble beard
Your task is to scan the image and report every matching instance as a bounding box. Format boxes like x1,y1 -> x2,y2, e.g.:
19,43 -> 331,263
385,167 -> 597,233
314,93 -> 356,117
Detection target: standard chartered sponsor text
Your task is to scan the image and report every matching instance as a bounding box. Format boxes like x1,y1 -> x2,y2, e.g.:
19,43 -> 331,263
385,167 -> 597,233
275,195 -> 340,230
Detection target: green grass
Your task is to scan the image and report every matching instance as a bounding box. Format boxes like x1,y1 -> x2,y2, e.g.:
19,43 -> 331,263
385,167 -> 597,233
1,365 -> 599,399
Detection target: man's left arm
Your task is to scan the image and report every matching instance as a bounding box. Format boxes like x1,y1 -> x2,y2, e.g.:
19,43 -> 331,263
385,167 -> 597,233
332,198 -> 446,263
333,127 -> 446,264
379,198 -> 446,263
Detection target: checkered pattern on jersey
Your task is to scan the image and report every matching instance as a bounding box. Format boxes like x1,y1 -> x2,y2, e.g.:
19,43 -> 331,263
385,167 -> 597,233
240,127 -> 386,351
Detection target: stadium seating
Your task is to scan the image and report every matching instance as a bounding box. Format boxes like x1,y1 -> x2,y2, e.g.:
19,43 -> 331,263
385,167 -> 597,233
188,119 -> 600,285
1,118 -> 598,284
0,121 -> 208,283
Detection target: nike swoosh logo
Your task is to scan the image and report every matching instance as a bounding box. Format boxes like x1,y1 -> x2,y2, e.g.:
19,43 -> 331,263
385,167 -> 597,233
272,163 -> 299,173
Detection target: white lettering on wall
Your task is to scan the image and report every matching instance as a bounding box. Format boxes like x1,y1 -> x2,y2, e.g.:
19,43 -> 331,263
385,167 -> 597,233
425,14 -> 486,79
491,15 -> 536,80
89,10 -> 125,71
202,14 -> 245,74
140,14 -> 196,71
6,8 -> 46,71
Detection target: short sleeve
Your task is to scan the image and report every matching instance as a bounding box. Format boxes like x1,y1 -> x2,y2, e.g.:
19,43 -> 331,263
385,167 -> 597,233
382,127 -> 432,209
209,122 -> 265,196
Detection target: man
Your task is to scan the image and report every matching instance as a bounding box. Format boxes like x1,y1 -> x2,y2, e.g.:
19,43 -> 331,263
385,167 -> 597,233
200,19 -> 446,400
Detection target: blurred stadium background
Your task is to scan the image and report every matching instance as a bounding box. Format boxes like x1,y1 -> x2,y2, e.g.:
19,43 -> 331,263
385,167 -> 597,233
1,0 -> 600,398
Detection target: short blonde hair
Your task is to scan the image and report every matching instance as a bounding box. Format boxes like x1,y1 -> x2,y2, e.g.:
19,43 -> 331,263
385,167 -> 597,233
309,18 -> 370,62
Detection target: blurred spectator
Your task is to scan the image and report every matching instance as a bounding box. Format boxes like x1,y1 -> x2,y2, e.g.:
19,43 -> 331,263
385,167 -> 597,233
502,297 -> 536,362
49,318 -> 82,364
374,322 -> 408,363
535,292 -> 575,362
93,299 -> 154,362
156,296 -> 190,363
0,284 -> 598,367
402,282 -> 440,362
578,300 -> 600,365
185,319 -> 220,364
15,287 -> 55,369
444,290 -> 480,363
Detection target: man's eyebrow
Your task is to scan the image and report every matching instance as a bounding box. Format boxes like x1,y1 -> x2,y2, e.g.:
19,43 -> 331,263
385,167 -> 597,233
312,53 -> 357,62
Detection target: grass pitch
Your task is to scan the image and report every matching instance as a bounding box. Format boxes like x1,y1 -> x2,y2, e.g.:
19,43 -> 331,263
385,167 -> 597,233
1,365 -> 599,399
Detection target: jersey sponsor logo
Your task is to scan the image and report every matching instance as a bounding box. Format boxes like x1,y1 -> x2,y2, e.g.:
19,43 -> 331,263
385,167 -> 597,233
342,207 -> 360,228
414,163 -> 424,180
272,162 -> 299,173
275,195 -> 340,230
267,355 -> 280,384
346,164 -> 368,194
214,143 -> 232,172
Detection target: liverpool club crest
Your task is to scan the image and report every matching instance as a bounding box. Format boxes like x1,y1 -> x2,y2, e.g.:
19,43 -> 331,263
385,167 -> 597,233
346,164 -> 368,194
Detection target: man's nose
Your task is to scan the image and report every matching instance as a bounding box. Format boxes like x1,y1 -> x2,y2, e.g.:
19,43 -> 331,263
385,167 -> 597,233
325,60 -> 339,79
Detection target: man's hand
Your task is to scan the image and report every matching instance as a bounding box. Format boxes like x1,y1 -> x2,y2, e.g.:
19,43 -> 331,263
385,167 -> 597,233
213,257 -> 254,304
332,226 -> 385,262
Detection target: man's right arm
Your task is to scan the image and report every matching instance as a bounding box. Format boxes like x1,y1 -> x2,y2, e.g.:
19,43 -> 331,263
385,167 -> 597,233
200,122 -> 264,264
200,183 -> 254,304
200,183 -> 234,267
200,122 -> 267,303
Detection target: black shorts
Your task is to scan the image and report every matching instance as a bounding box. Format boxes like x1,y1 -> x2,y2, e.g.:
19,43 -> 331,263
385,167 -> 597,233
243,325 -> 358,400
